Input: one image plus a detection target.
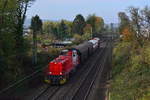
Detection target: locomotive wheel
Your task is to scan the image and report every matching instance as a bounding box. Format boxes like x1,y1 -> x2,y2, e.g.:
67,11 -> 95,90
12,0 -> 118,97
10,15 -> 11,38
70,68 -> 76,76
60,74 -> 70,85
60,78 -> 67,84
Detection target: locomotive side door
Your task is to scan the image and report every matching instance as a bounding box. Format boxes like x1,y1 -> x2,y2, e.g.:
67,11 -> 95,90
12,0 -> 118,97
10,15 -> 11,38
72,50 -> 78,66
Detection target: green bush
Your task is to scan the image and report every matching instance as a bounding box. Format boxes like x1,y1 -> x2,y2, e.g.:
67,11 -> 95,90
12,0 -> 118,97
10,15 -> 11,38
111,41 -> 150,100
73,34 -> 83,44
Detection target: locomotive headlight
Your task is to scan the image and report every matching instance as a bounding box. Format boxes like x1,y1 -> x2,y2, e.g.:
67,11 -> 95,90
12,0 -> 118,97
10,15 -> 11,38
60,72 -> 62,75
49,72 -> 52,74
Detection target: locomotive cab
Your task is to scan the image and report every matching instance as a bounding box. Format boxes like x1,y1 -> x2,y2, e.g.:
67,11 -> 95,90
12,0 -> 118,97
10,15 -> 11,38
72,50 -> 79,66
45,49 -> 80,85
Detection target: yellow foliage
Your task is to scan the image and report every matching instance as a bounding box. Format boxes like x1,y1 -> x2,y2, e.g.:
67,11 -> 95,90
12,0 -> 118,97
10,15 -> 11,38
83,24 -> 92,34
121,26 -> 133,40
73,34 -> 83,44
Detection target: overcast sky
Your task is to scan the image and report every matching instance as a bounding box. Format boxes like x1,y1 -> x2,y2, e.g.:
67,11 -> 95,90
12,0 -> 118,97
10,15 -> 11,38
27,0 -> 150,23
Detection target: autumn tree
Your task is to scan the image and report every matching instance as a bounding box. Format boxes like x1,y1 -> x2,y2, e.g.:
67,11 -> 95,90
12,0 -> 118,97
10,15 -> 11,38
83,24 -> 92,34
128,6 -> 150,45
82,24 -> 92,40
118,12 -> 134,40
43,20 -> 72,39
72,14 -> 86,35
129,7 -> 142,39
43,21 -> 52,34
119,7 -> 150,43
86,14 -> 104,34
43,21 -> 59,37
111,6 -> 150,100
73,34 -> 83,44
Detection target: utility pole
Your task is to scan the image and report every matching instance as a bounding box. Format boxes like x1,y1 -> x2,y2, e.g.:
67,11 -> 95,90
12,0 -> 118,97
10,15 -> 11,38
91,27 -> 93,39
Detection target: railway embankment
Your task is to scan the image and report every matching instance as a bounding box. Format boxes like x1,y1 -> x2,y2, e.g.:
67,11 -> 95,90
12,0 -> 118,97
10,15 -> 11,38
110,40 -> 150,100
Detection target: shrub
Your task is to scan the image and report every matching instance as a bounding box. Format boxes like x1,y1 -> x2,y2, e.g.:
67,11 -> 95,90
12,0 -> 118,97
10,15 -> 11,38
73,34 -> 83,44
111,41 -> 150,100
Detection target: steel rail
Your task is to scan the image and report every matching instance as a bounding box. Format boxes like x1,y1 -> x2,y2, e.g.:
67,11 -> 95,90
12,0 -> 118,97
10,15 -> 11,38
53,40 -> 108,100
71,41 -> 109,100
83,42 -> 110,100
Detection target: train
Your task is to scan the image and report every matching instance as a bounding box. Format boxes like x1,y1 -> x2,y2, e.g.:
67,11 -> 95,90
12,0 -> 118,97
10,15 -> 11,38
44,37 -> 100,84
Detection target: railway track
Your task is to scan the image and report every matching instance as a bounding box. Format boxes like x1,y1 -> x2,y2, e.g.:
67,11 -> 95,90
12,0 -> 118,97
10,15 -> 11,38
87,41 -> 113,100
31,41 -> 107,100
74,41 -> 110,100
48,41 -> 109,100
65,42 -> 109,100
33,47 -> 104,100
72,48 -> 108,100
18,39 -> 110,100
34,86 -> 60,100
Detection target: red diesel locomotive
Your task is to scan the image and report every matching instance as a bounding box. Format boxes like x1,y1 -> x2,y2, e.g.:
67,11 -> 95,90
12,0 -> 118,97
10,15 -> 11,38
44,38 -> 100,84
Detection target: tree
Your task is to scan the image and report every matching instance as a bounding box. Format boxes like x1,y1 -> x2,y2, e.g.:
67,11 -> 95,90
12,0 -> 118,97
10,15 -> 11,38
83,24 -> 92,40
141,6 -> 150,39
42,20 -> 72,39
31,15 -> 43,33
128,6 -> 149,46
31,15 -> 42,66
43,21 -> 59,39
86,14 -> 104,34
63,20 -> 73,38
58,20 -> 69,40
43,21 -> 54,34
83,24 -> 92,34
73,34 -> 83,44
129,7 -> 142,38
118,12 -> 134,40
118,12 -> 130,26
0,0 -> 35,87
15,0 -> 35,54
121,26 -> 133,40
72,14 -> 86,35
0,0 -> 17,86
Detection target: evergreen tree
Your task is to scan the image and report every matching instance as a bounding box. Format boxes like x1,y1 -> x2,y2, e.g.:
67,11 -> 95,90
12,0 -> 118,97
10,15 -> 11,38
72,14 -> 86,35
31,15 -> 43,33
58,20 -> 69,40
31,15 -> 42,66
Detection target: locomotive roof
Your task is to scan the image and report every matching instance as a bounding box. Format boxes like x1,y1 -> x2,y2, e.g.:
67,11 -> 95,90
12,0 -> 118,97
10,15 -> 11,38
51,55 -> 69,63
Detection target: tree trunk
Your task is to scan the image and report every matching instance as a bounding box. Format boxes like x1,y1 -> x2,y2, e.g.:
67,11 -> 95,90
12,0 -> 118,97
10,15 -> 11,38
32,30 -> 37,67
